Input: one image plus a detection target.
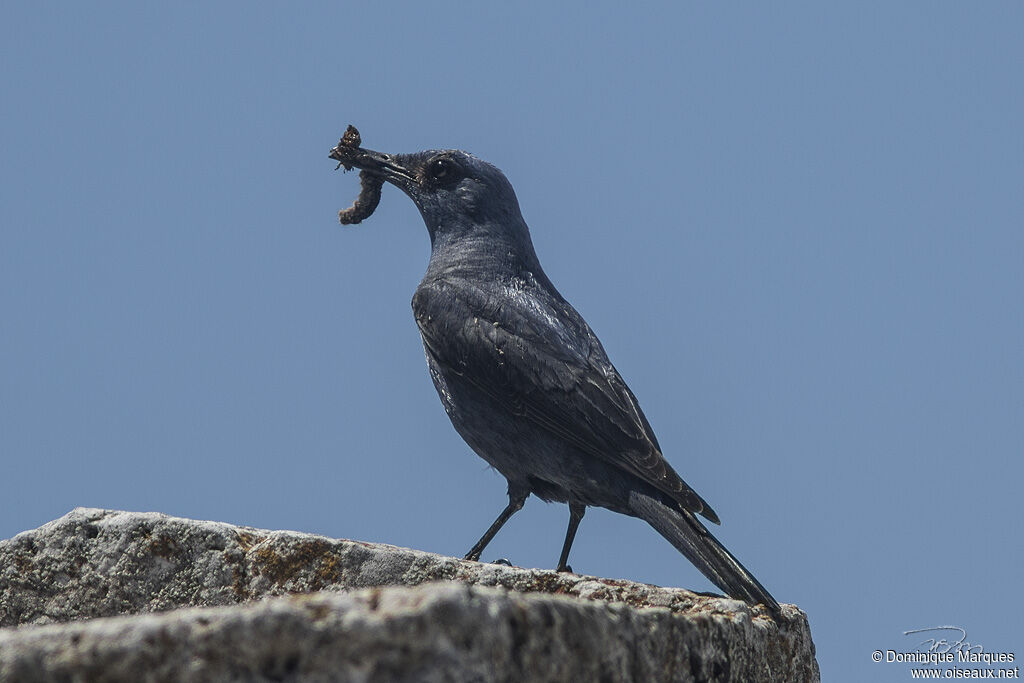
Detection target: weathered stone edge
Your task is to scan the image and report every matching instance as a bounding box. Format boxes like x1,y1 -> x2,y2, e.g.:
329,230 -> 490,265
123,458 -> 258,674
0,582 -> 820,683
1,508 -> 801,627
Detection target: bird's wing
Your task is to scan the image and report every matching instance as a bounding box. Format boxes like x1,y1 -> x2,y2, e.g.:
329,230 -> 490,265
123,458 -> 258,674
413,276 -> 719,523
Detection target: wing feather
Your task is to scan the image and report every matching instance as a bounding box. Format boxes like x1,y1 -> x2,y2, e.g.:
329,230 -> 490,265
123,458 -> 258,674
413,276 -> 719,523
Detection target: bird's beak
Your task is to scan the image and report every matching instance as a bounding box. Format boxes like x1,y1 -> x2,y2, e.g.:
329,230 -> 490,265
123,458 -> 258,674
328,143 -> 418,193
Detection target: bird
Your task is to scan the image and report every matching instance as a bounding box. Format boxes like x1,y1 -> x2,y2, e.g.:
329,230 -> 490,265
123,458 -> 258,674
329,141 -> 781,617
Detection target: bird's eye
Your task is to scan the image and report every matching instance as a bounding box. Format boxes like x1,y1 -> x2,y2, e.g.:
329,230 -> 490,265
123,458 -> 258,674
429,157 -> 453,179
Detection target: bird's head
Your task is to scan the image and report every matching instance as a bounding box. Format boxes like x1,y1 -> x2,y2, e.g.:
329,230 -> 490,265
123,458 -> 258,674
331,143 -> 529,252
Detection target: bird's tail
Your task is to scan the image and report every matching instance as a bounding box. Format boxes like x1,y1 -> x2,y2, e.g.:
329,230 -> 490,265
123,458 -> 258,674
628,491 -> 781,618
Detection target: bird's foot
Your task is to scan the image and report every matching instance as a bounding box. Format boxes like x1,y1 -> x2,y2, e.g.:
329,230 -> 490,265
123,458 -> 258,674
556,563 -> 573,573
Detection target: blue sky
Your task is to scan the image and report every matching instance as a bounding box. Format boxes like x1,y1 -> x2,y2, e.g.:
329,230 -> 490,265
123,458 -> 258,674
2,3 -> 1021,680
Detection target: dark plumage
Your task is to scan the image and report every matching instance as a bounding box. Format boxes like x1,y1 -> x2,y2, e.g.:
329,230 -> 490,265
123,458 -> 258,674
329,139 -> 780,617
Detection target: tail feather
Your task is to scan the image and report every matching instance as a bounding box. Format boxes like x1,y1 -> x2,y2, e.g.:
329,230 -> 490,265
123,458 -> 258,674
629,491 -> 781,618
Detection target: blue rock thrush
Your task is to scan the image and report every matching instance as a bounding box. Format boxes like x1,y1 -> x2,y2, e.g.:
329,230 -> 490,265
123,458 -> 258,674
329,133 -> 780,617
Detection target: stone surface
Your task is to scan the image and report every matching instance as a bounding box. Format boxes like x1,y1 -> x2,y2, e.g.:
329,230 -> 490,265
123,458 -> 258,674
0,584 -> 818,683
0,509 -> 819,682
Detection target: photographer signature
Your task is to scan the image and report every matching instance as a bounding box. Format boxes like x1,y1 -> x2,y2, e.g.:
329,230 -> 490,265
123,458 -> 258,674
905,626 -> 984,656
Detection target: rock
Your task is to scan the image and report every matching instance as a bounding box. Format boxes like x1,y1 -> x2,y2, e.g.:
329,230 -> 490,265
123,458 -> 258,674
0,584 -> 818,683
0,509 -> 819,682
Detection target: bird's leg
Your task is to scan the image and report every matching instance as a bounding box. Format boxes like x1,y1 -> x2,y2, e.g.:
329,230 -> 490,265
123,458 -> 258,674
463,488 -> 528,562
556,504 -> 586,573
